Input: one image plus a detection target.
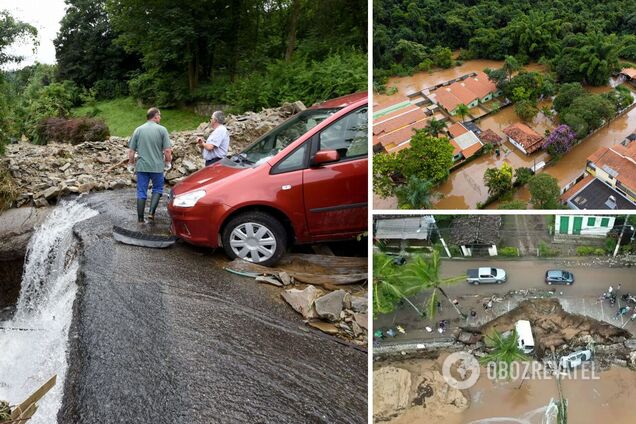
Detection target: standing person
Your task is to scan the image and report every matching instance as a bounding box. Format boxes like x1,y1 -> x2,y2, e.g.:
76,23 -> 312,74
128,107 -> 172,223
197,111 -> 230,166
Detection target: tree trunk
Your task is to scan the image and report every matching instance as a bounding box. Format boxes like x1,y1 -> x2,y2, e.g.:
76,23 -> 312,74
285,0 -> 301,61
437,287 -> 466,318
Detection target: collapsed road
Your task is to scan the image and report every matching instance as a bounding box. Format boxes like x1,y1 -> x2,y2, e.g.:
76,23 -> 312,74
58,189 -> 367,424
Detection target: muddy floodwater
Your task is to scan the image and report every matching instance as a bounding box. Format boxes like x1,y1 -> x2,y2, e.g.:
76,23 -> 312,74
373,59 -> 636,209
384,356 -> 636,424
374,61 -> 547,109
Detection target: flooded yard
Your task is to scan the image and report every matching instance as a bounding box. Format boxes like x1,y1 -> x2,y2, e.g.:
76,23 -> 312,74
376,356 -> 636,424
373,59 -> 636,209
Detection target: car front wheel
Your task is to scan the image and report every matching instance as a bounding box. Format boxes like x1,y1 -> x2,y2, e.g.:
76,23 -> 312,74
221,211 -> 287,266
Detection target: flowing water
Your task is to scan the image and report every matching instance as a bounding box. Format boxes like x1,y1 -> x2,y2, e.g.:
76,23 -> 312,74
0,201 -> 98,423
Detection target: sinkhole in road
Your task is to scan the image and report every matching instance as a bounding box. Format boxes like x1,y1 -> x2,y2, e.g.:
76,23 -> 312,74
0,201 -> 98,424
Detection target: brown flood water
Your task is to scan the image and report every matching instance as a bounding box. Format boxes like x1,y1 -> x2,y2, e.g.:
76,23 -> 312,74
375,61 -> 547,109
388,357 -> 636,424
373,59 -> 636,209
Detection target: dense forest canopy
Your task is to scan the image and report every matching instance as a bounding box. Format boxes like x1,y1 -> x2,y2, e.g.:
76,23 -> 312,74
0,0 -> 367,149
374,0 -> 636,83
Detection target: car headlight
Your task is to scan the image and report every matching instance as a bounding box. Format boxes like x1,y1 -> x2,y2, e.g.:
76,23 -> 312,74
173,189 -> 206,208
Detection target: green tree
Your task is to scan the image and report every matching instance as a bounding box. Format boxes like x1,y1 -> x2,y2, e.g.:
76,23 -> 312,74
528,173 -> 561,209
577,32 -> 620,86
54,0 -> 138,93
399,131 -> 454,184
430,45 -> 453,68
553,83 -> 586,117
484,162 -> 514,198
373,252 -> 424,317
515,99 -> 538,121
455,103 -> 470,121
502,55 -> 521,82
0,11 -> 37,66
479,329 -> 530,376
423,117 -> 447,137
395,175 -> 435,209
401,251 -> 465,319
373,152 -> 400,197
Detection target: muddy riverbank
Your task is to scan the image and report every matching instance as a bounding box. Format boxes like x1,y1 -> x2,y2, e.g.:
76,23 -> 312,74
374,354 -> 636,424
58,189 -> 366,424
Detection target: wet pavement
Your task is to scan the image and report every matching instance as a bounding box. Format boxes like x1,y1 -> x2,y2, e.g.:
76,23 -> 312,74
59,189 -> 366,424
374,259 -> 636,345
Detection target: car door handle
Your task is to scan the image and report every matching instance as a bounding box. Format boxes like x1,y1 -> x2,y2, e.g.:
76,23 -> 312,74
282,185 -> 292,190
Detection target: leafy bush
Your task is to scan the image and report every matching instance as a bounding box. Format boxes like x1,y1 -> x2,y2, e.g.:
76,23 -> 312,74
0,166 -> 18,210
226,50 -> 367,113
499,247 -> 519,257
23,82 -> 74,143
128,70 -> 189,108
605,238 -> 618,254
576,246 -> 606,256
35,117 -> 110,145
539,241 -> 559,257
514,167 -> 533,185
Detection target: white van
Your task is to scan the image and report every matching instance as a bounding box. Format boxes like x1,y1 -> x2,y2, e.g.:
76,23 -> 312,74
515,320 -> 535,354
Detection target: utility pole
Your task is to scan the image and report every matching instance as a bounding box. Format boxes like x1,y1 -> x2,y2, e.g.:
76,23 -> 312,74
613,214 -> 630,257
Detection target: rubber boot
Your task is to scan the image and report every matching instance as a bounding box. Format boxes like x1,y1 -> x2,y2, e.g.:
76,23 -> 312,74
147,193 -> 162,221
137,198 -> 146,223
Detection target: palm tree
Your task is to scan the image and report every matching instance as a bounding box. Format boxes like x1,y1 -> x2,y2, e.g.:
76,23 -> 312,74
395,175 -> 435,209
373,252 -> 425,317
509,11 -> 560,59
455,103 -> 469,122
479,329 -> 530,376
502,55 -> 521,82
401,250 -> 466,319
423,117 -> 447,137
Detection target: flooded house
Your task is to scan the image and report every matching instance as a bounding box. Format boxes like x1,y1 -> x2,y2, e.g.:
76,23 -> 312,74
562,136 -> 636,209
502,122 -> 544,155
429,72 -> 501,116
446,122 -> 483,162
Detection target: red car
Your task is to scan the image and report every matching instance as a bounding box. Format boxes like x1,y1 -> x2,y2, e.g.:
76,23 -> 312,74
168,92 -> 368,266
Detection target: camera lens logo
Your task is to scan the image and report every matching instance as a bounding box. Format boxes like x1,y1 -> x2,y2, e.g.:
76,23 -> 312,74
441,352 -> 480,390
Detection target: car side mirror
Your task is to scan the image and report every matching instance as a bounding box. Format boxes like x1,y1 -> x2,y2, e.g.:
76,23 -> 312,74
311,150 -> 340,166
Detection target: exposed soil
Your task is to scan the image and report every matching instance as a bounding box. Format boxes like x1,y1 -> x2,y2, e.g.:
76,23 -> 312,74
479,298 -> 630,354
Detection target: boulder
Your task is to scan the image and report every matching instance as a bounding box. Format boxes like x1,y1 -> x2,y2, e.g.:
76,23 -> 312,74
351,295 -> 368,313
281,286 -> 320,319
354,313 -> 368,330
314,289 -> 346,322
0,207 -> 51,260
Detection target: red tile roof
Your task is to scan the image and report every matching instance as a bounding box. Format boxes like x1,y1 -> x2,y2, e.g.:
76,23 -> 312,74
373,107 -> 427,136
447,122 -> 468,138
587,143 -> 636,193
503,123 -> 544,153
479,128 -> 502,144
375,120 -> 428,150
431,72 -> 498,113
621,68 -> 636,80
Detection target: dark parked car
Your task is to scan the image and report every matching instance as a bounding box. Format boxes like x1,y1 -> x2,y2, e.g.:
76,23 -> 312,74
168,92 -> 368,266
545,270 -> 574,285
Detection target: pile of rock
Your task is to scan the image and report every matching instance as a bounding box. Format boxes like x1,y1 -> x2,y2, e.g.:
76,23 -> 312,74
281,285 -> 368,346
1,102 -> 305,208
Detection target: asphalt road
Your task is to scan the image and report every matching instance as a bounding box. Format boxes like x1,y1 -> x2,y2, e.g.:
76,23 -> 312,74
439,259 -> 636,297
58,190 -> 366,424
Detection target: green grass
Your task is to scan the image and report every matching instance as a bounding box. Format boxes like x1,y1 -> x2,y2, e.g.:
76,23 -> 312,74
72,97 -> 207,136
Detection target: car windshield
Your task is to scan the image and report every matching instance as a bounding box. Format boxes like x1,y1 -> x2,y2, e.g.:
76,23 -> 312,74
239,108 -> 340,165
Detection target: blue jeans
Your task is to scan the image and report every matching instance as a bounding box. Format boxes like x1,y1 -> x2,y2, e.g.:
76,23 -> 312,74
137,172 -> 164,200
205,157 -> 222,166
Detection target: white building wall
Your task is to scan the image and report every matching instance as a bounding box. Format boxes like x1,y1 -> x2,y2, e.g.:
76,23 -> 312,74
555,215 -> 615,236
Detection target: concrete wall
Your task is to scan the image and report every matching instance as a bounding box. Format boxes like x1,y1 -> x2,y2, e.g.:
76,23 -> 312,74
555,215 -> 615,236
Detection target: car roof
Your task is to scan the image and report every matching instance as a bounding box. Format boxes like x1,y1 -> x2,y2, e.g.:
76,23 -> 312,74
310,91 -> 367,109
547,270 -> 565,276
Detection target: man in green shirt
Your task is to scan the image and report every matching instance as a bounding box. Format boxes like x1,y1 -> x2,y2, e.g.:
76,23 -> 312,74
128,107 -> 173,222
